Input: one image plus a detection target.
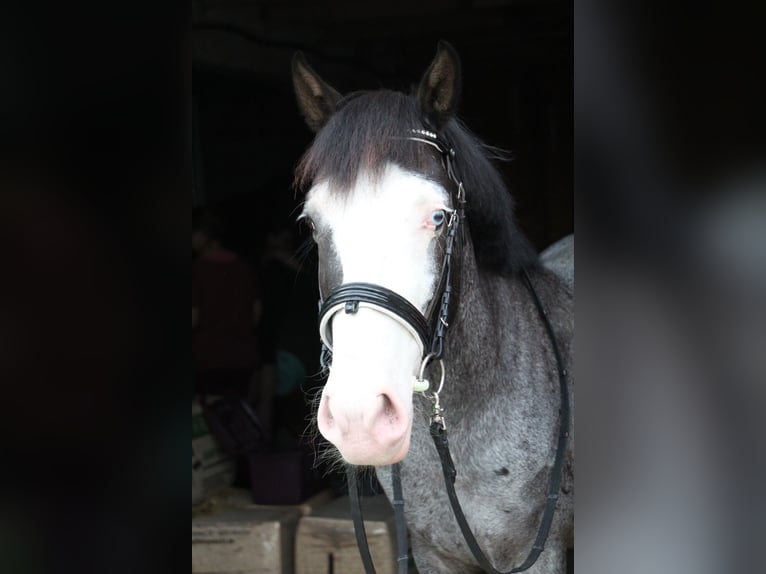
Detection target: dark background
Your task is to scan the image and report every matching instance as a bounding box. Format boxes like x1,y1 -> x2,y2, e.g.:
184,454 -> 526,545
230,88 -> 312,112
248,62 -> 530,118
192,0 -> 573,262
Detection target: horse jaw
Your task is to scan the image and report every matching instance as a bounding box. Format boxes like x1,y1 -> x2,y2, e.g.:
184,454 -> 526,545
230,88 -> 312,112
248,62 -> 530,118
307,164 -> 448,466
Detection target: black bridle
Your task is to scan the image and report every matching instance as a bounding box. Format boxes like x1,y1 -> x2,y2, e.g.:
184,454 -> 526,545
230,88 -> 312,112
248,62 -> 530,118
317,128 -> 464,375
316,129 -> 570,574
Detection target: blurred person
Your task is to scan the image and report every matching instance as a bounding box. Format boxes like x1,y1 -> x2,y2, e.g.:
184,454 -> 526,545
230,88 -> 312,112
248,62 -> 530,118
259,222 -> 319,443
192,207 -> 273,435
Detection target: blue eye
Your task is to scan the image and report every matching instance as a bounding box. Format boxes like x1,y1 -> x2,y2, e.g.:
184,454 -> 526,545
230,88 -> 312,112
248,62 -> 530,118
430,210 -> 446,227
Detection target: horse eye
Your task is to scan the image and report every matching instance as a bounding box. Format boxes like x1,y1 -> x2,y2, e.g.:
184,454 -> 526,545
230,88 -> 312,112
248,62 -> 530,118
430,210 -> 447,227
301,217 -> 316,234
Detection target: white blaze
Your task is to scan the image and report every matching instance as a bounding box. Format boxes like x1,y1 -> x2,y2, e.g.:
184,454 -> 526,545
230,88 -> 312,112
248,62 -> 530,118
305,163 -> 450,464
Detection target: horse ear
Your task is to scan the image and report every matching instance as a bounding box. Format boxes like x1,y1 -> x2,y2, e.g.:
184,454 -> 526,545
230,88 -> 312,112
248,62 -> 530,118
418,41 -> 462,130
292,52 -> 342,132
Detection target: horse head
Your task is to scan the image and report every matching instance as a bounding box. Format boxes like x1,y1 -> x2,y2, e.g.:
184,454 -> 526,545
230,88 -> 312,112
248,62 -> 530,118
292,43 -> 463,466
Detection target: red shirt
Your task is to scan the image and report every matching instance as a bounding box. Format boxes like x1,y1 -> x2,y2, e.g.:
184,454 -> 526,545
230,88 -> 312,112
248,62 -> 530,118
192,249 -> 260,371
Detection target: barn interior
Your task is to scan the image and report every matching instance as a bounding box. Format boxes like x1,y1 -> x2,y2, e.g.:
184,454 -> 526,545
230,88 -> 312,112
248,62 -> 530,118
192,1 -> 572,572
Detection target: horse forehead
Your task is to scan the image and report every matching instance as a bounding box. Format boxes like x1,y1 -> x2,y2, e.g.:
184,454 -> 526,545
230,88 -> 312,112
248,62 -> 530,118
306,164 -> 448,223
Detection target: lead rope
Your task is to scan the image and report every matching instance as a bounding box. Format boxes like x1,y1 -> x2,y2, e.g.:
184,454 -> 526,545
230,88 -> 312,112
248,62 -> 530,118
347,463 -> 409,574
347,466 -> 377,573
428,267 -> 570,573
391,463 -> 410,573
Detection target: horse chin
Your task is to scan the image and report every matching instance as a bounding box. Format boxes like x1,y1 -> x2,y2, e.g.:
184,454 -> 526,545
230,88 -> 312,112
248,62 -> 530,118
336,429 -> 412,467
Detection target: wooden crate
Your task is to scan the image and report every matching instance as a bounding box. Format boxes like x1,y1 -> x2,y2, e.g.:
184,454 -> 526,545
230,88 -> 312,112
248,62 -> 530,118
195,487 -> 335,517
193,505 -> 301,574
295,495 -> 397,574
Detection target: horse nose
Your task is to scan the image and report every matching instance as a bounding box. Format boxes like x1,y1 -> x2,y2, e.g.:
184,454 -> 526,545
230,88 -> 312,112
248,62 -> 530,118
318,392 -> 405,438
317,390 -> 411,465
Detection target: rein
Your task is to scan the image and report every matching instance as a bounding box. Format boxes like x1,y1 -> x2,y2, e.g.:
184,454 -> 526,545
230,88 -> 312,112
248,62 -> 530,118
318,129 -> 569,573
427,267 -> 570,573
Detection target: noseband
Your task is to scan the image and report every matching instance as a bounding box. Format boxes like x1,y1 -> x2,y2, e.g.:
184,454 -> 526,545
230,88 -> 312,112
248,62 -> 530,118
317,128 -> 465,394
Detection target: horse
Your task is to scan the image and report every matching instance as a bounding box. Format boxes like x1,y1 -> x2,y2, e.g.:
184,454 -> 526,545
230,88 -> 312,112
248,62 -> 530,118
290,41 -> 574,574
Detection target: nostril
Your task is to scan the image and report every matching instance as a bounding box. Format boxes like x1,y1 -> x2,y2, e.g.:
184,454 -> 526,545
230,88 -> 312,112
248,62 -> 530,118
376,394 -> 408,432
380,394 -> 398,423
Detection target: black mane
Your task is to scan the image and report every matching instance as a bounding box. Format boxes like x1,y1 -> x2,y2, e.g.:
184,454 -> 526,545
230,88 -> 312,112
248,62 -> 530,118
295,89 -> 538,276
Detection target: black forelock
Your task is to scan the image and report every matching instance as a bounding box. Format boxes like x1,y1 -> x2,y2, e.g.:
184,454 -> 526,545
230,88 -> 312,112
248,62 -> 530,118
295,90 -> 442,191
294,89 -> 538,276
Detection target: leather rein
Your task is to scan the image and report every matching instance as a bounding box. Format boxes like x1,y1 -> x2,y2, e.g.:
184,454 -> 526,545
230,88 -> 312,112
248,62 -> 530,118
316,129 -> 570,574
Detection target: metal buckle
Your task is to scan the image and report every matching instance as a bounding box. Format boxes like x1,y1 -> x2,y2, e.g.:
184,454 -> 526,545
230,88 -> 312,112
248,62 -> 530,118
414,353 -> 445,395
